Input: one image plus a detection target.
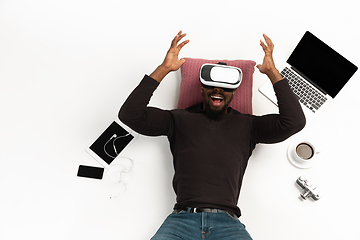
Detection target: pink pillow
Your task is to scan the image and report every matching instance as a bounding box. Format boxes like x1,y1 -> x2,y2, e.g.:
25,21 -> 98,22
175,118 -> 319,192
178,58 -> 256,114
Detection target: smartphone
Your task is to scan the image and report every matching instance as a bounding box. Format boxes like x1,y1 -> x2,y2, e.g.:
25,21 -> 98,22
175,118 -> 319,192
77,165 -> 104,180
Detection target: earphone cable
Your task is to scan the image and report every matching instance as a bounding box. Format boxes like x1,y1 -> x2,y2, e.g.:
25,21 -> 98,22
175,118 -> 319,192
103,133 -> 130,159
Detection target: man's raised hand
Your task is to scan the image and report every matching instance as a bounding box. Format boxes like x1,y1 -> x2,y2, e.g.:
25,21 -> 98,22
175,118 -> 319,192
256,34 -> 282,84
150,31 -> 189,82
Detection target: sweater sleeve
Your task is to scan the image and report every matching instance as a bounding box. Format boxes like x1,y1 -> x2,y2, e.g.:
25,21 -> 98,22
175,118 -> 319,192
118,75 -> 173,136
252,79 -> 306,144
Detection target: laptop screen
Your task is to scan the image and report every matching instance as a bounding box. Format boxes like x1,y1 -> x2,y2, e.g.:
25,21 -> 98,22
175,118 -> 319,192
287,31 -> 358,98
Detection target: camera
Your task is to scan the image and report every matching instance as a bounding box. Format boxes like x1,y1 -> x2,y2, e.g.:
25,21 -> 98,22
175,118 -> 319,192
296,176 -> 321,200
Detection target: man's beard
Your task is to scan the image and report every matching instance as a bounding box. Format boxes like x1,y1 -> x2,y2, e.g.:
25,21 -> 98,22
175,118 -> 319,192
203,98 -> 232,120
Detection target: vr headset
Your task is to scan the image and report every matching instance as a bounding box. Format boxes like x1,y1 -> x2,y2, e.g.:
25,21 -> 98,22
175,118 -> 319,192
199,62 -> 242,91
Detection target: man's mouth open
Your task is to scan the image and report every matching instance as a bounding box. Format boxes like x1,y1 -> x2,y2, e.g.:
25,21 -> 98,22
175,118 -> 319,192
210,95 -> 224,107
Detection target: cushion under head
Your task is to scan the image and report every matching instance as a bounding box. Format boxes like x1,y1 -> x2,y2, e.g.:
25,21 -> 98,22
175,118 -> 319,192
178,58 -> 256,114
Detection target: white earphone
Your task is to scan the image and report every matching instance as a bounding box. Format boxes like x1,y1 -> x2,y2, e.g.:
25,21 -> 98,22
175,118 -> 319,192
106,157 -> 134,199
104,133 -> 131,159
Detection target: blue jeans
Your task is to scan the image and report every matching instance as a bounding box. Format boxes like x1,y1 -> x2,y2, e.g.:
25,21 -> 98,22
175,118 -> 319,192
151,208 -> 253,240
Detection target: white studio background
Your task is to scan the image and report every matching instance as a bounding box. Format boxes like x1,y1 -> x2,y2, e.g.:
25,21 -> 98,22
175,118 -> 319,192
1,0 -> 359,239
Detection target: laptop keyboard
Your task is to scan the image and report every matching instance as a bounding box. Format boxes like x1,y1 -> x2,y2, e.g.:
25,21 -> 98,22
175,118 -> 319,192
281,67 -> 327,113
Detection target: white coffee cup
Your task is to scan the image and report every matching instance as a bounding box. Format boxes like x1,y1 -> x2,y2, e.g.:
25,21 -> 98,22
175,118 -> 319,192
287,140 -> 320,168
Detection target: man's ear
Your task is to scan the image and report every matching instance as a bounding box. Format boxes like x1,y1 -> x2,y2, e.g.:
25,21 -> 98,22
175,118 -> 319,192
200,86 -> 204,94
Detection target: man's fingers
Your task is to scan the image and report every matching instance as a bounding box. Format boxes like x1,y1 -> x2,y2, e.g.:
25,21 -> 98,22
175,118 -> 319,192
263,34 -> 274,51
178,31 -> 186,41
170,34 -> 179,48
175,33 -> 188,50
178,39 -> 190,51
260,36 -> 274,56
260,39 -> 269,53
170,31 -> 181,48
260,39 -> 266,48
171,31 -> 187,48
169,31 -> 189,57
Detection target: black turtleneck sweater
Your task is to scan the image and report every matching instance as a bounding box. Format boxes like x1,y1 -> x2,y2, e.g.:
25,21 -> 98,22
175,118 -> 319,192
119,75 -> 305,217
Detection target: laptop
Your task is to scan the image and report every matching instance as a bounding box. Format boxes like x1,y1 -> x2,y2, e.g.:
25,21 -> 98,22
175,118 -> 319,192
259,31 -> 358,123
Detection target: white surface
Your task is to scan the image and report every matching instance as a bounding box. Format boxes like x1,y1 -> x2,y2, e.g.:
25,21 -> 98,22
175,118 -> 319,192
1,0 -> 359,239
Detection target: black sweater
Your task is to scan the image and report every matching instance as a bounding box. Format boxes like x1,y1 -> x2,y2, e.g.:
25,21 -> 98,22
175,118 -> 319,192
119,75 -> 306,217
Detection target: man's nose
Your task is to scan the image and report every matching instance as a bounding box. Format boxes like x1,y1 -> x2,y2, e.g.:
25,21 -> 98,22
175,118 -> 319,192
213,87 -> 224,93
